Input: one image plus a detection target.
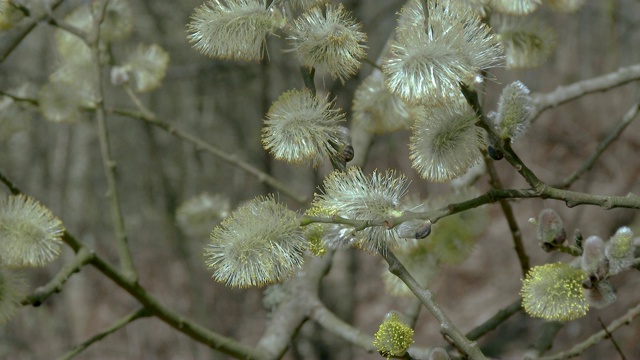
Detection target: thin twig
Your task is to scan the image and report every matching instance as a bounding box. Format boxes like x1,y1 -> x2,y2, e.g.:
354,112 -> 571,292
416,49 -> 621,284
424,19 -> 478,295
597,317 -> 626,360
301,185 -> 640,236
0,89 -> 38,105
0,169 -> 22,195
58,307 -> 152,360
0,0 -> 65,62
300,66 -> 316,96
21,248 -> 94,306
461,84 -> 544,189
524,321 -> 564,359
531,63 -> 640,122
0,176 -> 267,359
90,0 -> 137,281
362,57 -> 383,71
62,231 -> 269,360
110,108 -> 308,205
47,16 -> 89,44
484,155 -> 530,276
555,100 -> 640,189
537,302 -> 640,360
256,252 -> 334,359
465,299 -> 522,341
381,250 -> 487,360
0,89 -> 308,205
405,297 -> 422,329
308,298 -> 376,352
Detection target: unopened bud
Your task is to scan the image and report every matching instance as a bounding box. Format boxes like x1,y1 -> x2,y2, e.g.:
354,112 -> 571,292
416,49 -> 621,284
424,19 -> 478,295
110,66 -> 129,86
395,220 -> 431,239
536,208 -> 565,250
581,236 -> 608,278
605,226 -> 635,275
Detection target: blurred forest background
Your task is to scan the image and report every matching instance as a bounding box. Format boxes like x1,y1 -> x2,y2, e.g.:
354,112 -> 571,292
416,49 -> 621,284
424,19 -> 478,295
2,0 -> 640,359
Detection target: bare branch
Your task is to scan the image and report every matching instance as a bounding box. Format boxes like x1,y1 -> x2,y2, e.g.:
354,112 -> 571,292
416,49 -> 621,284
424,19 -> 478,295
308,297 -> 376,352
59,307 -> 152,360
0,172 -> 267,360
0,0 -> 65,62
466,299 -> 522,341
90,0 -> 137,281
555,100 -> 640,189
110,107 -> 308,205
21,248 -> 93,306
537,302 -> 640,360
531,64 -> 640,121
381,250 -> 487,360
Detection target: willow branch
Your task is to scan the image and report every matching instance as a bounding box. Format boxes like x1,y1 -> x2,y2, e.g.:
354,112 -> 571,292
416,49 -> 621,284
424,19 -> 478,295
308,297 -> 376,352
484,155 -> 530,276
461,84 -> 544,189
110,108 -> 308,205
597,317 -> 626,360
300,66 -> 316,96
90,0 -> 137,281
0,171 -> 269,360
256,253 -> 333,359
61,231 -> 268,360
59,307 -> 152,360
300,185 -> 640,236
381,250 -> 487,360
0,87 -> 308,205
0,89 -> 38,105
21,247 -> 93,306
0,0 -> 64,62
465,299 -> 522,341
555,100 -> 640,189
47,16 -> 89,44
531,63 -> 640,121
0,169 -> 22,195
537,302 -> 640,360
524,321 -> 565,359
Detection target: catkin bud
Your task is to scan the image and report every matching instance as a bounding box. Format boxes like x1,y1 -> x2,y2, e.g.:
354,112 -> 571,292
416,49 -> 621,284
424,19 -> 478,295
605,226 -> 635,275
536,208 -> 566,251
395,219 -> 431,239
495,81 -> 533,141
581,236 -> 608,279
287,3 -> 367,83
